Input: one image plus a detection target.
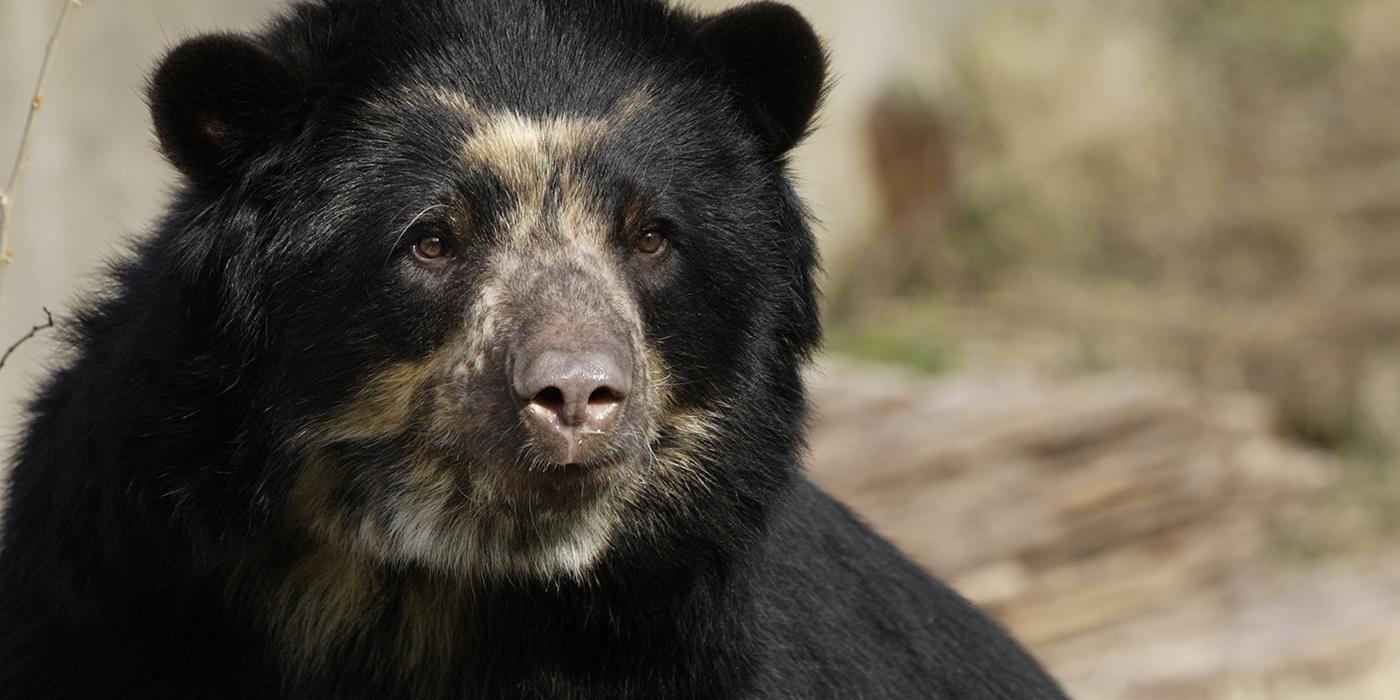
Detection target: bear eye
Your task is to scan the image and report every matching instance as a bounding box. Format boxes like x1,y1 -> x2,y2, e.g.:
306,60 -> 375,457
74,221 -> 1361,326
410,233 -> 454,266
633,223 -> 669,260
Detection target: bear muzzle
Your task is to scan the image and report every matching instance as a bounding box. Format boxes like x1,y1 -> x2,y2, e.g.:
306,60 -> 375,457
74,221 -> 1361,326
500,265 -> 647,473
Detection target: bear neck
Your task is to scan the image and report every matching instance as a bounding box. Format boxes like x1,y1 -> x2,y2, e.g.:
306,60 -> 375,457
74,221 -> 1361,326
223,520 -> 770,695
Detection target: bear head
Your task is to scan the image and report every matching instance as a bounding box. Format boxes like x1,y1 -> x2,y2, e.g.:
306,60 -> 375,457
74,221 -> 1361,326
145,0 -> 827,581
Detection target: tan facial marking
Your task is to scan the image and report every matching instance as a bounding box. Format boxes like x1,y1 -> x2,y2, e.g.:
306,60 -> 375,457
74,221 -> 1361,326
265,544 -> 380,671
417,85 -> 488,122
639,349 -> 727,503
419,84 -> 652,231
228,538 -> 466,690
301,360 -> 438,446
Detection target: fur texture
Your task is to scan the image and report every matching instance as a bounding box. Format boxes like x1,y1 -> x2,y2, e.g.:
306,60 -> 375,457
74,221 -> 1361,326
0,0 -> 1066,697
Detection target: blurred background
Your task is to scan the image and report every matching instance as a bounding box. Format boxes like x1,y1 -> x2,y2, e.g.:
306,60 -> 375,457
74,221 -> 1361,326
3,0 -> 1399,696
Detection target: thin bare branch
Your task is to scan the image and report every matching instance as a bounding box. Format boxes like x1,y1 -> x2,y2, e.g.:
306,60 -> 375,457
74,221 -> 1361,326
0,0 -> 82,299
0,307 -> 54,372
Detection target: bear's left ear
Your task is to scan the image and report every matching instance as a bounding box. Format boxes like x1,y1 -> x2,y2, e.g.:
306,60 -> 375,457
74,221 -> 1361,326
697,2 -> 829,157
148,34 -> 308,187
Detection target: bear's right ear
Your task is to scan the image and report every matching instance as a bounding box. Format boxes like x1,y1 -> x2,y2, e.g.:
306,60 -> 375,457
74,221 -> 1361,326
149,34 -> 306,187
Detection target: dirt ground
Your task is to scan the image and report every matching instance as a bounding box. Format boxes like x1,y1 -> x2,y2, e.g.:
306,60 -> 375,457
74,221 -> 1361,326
806,359 -> 1400,699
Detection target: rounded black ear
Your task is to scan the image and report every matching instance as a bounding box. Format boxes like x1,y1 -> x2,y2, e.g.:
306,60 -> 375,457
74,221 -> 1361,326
149,34 -> 306,186
697,2 -> 829,156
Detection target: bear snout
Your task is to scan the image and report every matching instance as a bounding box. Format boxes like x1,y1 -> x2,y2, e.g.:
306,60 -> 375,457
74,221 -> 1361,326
499,265 -> 647,469
512,345 -> 632,465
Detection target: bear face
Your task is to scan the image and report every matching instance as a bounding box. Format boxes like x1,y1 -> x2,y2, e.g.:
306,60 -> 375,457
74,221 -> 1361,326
144,0 -> 827,582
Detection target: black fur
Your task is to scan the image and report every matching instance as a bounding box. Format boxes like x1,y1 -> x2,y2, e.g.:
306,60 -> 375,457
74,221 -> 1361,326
0,1 -> 1066,697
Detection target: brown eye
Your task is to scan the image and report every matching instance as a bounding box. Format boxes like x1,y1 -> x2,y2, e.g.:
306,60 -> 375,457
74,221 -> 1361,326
634,227 -> 668,259
411,234 -> 453,264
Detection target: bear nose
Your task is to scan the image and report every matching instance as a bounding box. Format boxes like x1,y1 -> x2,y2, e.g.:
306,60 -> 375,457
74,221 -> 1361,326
512,348 -> 632,464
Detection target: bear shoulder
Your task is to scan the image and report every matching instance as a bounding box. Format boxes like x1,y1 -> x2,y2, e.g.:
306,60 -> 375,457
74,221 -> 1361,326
747,479 -> 1067,698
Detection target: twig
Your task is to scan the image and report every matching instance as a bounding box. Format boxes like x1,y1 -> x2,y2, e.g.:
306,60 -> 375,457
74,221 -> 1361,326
0,0 -> 82,300
0,307 -> 54,372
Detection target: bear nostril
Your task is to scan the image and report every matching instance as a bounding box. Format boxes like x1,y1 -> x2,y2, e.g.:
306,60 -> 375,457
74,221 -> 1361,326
526,381 -> 625,430
588,387 -> 622,406
532,386 -> 567,414
514,348 -> 633,463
